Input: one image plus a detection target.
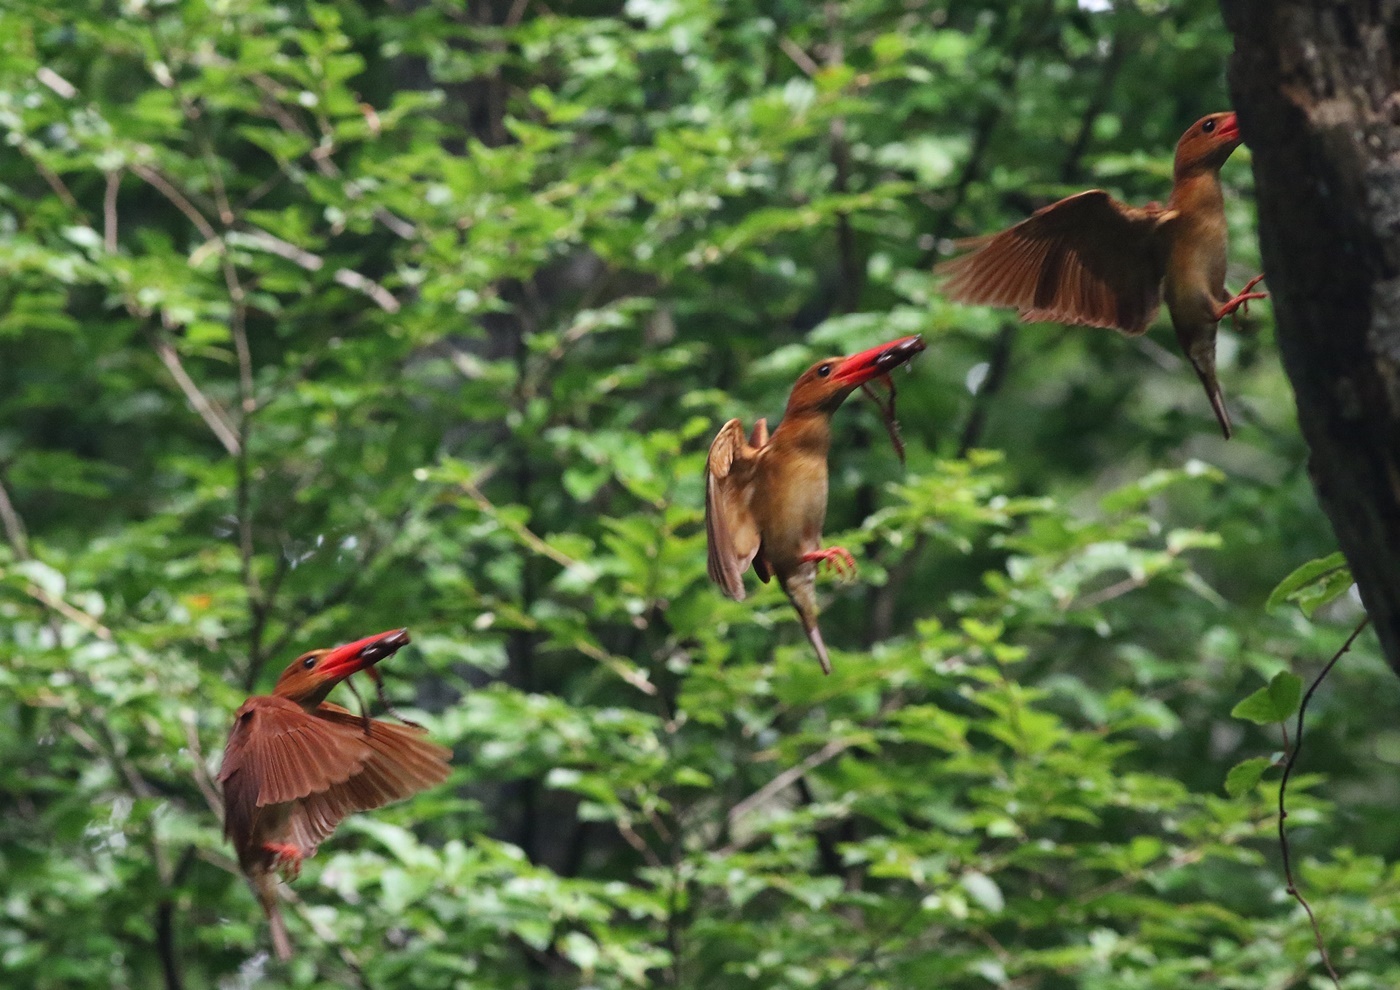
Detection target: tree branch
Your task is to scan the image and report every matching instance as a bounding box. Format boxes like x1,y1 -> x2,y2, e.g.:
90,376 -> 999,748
726,737 -> 855,833
104,170 -> 120,253
1222,0 -> 1400,673
0,470 -> 33,560
1275,616 -> 1368,990
150,334 -> 242,456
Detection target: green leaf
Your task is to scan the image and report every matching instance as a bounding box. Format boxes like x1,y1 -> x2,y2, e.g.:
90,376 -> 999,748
1224,756 -> 1274,797
961,872 -> 1005,914
1266,551 -> 1352,616
1231,671 -> 1304,725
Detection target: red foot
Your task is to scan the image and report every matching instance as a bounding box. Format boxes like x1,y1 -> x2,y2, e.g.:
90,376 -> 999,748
801,546 -> 857,579
264,842 -> 304,880
1216,274 -> 1267,323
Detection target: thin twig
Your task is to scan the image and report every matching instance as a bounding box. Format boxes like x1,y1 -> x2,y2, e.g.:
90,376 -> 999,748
66,717 -> 152,798
460,479 -> 655,693
104,170 -> 120,253
332,268 -> 400,313
0,472 -> 33,560
220,230 -> 400,311
151,335 -> 242,455
0,571 -> 115,640
572,638 -> 657,695
779,37 -> 820,78
616,817 -> 664,869
504,0 -> 530,28
182,710 -> 224,819
1277,615 -> 1369,990
230,229 -> 324,270
823,5 -> 860,314
235,68 -> 416,239
665,856 -> 684,986
459,479 -> 581,570
0,472 -> 113,640
1066,573 -> 1148,612
35,66 -> 77,99
217,255 -> 263,676
726,737 -> 855,830
131,164 -> 217,241
154,846 -> 198,990
28,156 -> 82,211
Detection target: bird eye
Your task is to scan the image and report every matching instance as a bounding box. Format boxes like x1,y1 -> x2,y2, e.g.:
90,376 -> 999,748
302,656 -> 317,669
1202,119 -> 1216,133
817,364 -> 832,377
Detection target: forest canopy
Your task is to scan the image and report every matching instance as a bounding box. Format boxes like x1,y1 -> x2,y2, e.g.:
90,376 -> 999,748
1,0 -> 1397,987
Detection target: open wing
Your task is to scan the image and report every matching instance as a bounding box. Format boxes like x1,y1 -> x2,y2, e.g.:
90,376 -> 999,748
939,190 -> 1177,335
284,703 -> 452,852
219,695 -> 374,848
705,417 -> 767,600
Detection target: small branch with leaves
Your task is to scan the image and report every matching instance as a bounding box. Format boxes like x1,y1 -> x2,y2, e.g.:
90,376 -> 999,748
1225,611 -> 1369,990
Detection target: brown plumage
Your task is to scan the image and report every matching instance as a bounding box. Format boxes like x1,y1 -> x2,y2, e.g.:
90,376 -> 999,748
939,111 -> 1267,438
218,628 -> 450,960
706,335 -> 925,673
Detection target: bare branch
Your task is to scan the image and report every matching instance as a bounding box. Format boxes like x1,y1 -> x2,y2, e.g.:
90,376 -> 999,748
372,207 -> 416,240
0,474 -> 112,639
226,230 -> 401,312
1275,616 -> 1369,990
35,66 -> 77,99
727,737 -> 855,829
155,896 -> 184,990
230,229 -> 323,271
182,710 -> 224,819
459,479 -> 581,570
0,473 -> 33,560
103,170 -> 120,253
28,155 -> 82,211
333,267 -> 400,313
780,37 -> 820,78
504,0 -> 530,27
131,164 -> 217,241
152,335 -> 242,455
0,566 -> 115,640
572,638 -> 657,696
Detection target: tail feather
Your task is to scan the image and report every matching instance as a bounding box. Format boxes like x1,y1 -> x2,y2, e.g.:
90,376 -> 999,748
783,570 -> 833,675
1177,323 -> 1232,439
255,872 -> 294,961
804,622 -> 832,676
1187,353 -> 1232,439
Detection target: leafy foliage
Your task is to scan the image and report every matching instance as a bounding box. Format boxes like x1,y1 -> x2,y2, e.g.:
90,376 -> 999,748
1232,670 -> 1303,726
1,1 -> 1397,988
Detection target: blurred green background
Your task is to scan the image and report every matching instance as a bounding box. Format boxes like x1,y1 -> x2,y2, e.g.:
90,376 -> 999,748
1,0 -> 1395,986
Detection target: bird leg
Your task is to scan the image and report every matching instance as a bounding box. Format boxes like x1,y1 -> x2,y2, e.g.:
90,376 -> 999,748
264,842 -> 304,880
1215,274 -> 1267,323
801,546 -> 857,579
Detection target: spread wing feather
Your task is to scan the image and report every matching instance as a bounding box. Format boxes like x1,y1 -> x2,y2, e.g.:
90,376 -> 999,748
219,696 -> 373,810
940,190 -> 1177,336
219,695 -> 373,854
285,703 -> 452,851
705,418 -> 766,600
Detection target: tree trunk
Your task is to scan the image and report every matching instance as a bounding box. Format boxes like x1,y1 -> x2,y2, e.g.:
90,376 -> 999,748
1221,0 -> 1400,672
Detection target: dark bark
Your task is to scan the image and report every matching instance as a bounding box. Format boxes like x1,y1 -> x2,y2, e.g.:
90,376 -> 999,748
1221,0 -> 1400,672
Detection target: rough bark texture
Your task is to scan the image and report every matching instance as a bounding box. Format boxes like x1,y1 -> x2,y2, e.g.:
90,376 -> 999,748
1221,0 -> 1400,672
